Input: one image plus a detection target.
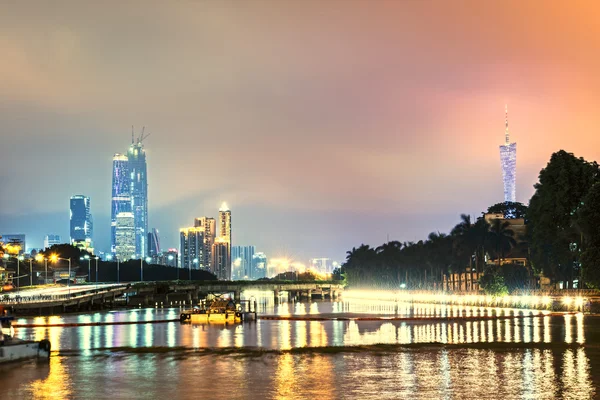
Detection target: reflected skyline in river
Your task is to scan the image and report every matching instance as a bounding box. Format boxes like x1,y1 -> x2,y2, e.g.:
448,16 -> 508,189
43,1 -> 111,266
2,294 -> 599,399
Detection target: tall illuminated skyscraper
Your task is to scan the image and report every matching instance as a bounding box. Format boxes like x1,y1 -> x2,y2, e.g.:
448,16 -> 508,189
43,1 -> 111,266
219,203 -> 231,244
499,106 -> 517,202
128,136 -> 148,258
70,195 -> 93,246
110,129 -> 150,258
111,153 -> 130,254
147,228 -> 161,258
194,217 -> 216,270
211,203 -> 232,280
115,211 -> 136,261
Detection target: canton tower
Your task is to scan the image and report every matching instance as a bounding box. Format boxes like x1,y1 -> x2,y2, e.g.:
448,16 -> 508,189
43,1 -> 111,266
499,105 -> 517,202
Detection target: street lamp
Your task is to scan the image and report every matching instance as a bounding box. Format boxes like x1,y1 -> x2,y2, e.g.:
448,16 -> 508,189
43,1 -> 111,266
192,258 -> 199,281
17,255 -> 24,292
35,254 -> 49,285
50,255 -> 72,294
3,254 -> 24,293
142,257 -> 151,282
80,254 -> 91,284
106,255 -> 120,283
168,255 -> 176,280
94,256 -> 99,287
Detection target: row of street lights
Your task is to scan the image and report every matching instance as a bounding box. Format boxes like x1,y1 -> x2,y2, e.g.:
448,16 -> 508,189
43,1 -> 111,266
80,254 -> 100,288
105,255 -> 152,282
4,253 -> 183,291
2,253 -> 71,293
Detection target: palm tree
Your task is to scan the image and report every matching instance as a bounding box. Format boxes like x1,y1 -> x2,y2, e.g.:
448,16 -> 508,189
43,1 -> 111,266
344,244 -> 377,287
488,218 -> 517,266
376,241 -> 403,288
451,214 -> 477,290
426,232 -> 453,289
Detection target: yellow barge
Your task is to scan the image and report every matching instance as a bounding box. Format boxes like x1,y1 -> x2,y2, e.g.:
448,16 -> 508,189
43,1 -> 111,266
179,298 -> 257,324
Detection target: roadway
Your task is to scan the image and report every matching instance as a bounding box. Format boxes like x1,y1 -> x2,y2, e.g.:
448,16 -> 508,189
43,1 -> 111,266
2,283 -> 124,300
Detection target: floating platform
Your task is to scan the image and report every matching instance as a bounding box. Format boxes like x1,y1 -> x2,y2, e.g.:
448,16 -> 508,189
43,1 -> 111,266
180,298 -> 257,324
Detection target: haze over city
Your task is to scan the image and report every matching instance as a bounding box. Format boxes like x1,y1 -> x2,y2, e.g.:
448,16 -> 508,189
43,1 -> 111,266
1,0 -> 599,261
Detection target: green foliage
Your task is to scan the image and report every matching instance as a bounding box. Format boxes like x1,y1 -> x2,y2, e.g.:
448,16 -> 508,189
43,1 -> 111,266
479,268 -> 509,297
487,202 -> 528,219
40,243 -> 93,263
488,218 -> 517,265
528,150 -> 600,285
581,247 -> 600,289
272,271 -> 324,281
577,182 -> 600,288
499,263 -> 530,292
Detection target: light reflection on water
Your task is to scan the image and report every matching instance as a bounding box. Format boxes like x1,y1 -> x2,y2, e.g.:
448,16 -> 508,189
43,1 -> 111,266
3,294 -> 599,399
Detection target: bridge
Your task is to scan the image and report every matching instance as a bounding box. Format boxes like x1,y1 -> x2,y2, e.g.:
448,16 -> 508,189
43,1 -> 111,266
0,281 -> 345,315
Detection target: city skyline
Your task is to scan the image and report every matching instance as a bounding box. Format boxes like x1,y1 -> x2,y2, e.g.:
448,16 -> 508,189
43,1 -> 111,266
1,1 -> 599,262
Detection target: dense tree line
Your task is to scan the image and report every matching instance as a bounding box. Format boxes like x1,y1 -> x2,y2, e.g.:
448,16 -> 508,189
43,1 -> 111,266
341,208 -> 524,290
342,150 -> 600,291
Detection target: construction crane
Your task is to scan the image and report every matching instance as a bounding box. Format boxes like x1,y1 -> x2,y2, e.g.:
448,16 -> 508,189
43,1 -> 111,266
131,126 -> 151,144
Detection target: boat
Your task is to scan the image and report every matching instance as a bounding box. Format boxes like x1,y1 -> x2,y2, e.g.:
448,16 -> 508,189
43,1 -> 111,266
0,315 -> 51,364
180,297 -> 257,324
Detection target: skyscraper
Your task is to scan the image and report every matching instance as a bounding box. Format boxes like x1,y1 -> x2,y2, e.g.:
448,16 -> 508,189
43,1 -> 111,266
111,153 -> 130,254
212,238 -> 231,280
147,228 -> 161,258
232,245 -> 255,280
128,136 -> 148,258
115,212 -> 136,261
70,195 -> 93,246
194,217 -> 216,270
499,106 -> 517,202
180,227 -> 204,271
215,203 -> 232,280
219,203 -> 231,243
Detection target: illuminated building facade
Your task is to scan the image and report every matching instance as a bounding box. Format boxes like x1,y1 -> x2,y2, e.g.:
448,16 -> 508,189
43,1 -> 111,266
212,238 -> 231,280
115,212 -> 136,261
232,245 -> 255,280
213,203 -> 232,280
111,153 -> 131,254
0,234 -> 26,255
194,217 -> 216,270
70,195 -> 93,247
147,228 -> 161,258
219,203 -> 231,243
44,234 -> 61,249
128,139 -> 148,258
180,227 -> 204,271
252,252 -> 267,279
499,106 -> 517,202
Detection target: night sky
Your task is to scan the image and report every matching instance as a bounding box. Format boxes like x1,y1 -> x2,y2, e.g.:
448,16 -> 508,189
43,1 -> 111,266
1,1 -> 599,262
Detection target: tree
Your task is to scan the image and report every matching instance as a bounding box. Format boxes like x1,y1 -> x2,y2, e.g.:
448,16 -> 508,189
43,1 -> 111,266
487,218 -> 517,266
581,247 -> 600,289
487,202 -> 528,219
528,150 -> 600,287
40,244 -> 93,263
479,267 -> 509,296
577,182 -> 600,287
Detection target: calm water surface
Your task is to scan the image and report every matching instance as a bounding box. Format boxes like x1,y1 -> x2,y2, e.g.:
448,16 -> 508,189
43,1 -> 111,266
2,293 -> 599,399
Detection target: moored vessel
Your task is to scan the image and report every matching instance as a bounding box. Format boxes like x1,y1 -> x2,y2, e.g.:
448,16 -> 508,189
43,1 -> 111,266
0,315 -> 51,364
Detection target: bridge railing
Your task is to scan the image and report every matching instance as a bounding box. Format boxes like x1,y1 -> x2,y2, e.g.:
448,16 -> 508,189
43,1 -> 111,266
0,286 -> 128,305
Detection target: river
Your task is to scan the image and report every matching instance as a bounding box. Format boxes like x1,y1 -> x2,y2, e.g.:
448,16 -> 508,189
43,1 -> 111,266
1,293 -> 599,399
